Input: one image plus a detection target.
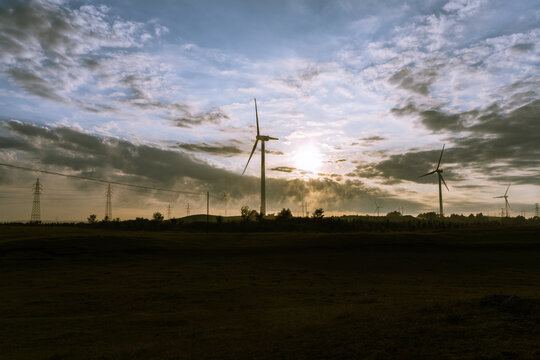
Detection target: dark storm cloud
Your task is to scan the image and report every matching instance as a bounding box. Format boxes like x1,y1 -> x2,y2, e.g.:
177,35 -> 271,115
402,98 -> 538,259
0,120 -> 424,212
0,135 -> 34,151
172,141 -> 243,157
354,99 -> 540,185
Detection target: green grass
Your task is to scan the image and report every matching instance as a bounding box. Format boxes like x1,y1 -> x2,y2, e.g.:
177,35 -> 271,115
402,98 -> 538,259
1,226 -> 540,359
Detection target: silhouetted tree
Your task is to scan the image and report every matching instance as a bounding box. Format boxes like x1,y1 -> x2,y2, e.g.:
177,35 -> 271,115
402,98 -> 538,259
313,208 -> 324,219
87,214 -> 97,224
241,206 -> 258,221
152,212 -> 164,222
418,212 -> 438,220
276,208 -> 293,220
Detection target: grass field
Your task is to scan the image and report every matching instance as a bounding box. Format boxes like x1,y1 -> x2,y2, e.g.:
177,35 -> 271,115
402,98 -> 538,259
1,226 -> 540,359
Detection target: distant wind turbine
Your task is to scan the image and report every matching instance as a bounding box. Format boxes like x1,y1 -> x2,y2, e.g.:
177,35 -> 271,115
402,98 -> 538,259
494,184 -> 511,217
419,144 -> 449,217
242,99 -> 278,216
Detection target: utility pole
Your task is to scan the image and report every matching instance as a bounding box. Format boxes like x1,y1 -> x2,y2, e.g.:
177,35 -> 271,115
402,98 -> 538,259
186,203 -> 190,216
206,192 -> 209,233
30,178 -> 42,223
104,183 -> 112,221
223,193 -> 228,217
536,203 -> 539,217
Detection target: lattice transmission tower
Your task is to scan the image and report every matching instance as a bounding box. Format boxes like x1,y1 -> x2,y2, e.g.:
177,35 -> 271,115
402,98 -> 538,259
30,178 -> 42,223
167,204 -> 171,219
104,183 -> 112,221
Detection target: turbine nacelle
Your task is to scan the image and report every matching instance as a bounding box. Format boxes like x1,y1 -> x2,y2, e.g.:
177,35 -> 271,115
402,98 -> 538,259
257,135 -> 278,141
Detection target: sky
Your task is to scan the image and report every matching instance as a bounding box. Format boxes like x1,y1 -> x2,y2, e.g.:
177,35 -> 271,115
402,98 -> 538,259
0,0 -> 539,221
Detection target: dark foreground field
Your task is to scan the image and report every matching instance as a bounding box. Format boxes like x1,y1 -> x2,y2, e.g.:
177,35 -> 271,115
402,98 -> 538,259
1,226 -> 540,359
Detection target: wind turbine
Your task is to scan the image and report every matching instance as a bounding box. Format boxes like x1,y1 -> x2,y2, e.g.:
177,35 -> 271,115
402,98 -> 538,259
242,99 -> 278,216
419,144 -> 449,217
494,184 -> 511,217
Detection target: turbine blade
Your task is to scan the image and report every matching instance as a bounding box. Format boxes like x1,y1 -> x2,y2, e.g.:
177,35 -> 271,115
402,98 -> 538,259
440,174 -> 449,191
494,196 -> 505,198
504,183 -> 510,196
436,144 -> 445,170
418,170 -> 436,178
254,98 -> 260,136
242,139 -> 259,175
506,199 -> 511,209
268,136 -> 278,140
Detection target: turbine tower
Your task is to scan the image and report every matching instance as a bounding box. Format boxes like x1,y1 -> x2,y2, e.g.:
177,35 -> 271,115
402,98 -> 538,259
242,98 -> 278,216
494,184 -> 511,217
30,178 -> 42,223
419,144 -> 449,217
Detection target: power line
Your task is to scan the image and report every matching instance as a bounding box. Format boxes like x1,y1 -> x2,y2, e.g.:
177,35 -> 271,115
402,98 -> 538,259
0,162 -> 211,197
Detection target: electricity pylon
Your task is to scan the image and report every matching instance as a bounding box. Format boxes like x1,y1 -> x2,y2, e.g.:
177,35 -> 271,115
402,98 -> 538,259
105,183 -> 112,221
30,178 -> 42,223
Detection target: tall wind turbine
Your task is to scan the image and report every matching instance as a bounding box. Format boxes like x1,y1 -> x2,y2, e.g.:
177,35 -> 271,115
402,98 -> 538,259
419,144 -> 449,217
494,184 -> 511,217
242,99 -> 278,216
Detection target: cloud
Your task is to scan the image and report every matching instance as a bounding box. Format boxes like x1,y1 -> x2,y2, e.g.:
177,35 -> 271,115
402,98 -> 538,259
0,120 -> 423,213
6,68 -> 65,102
389,66 -> 439,96
352,99 -> 540,185
172,141 -> 243,157
392,103 -> 468,132
0,0 -> 151,98
0,0 -> 227,128
266,149 -> 285,155
171,109 -> 229,128
269,166 -> 296,173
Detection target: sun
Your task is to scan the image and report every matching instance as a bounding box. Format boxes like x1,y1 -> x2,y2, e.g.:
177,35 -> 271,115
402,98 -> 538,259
293,145 -> 323,174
